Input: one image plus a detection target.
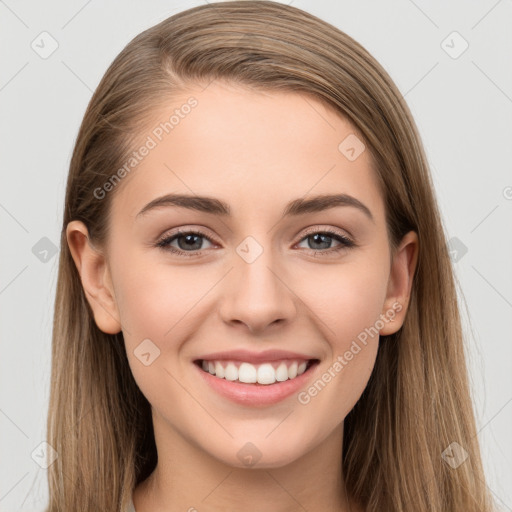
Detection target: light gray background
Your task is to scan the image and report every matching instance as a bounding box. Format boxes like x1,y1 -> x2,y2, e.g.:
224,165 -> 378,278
1,0 -> 511,510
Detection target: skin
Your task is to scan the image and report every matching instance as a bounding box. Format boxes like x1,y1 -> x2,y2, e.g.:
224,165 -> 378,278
67,81 -> 418,512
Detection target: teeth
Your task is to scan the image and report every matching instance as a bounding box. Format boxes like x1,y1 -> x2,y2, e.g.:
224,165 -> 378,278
215,361 -> 225,378
225,362 -> 238,381
199,359 -> 311,384
257,363 -> 276,385
239,362 -> 257,383
275,362 -> 289,382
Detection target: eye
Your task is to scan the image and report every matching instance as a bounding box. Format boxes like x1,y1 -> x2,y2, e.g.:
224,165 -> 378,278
155,226 -> 356,258
296,228 -> 355,256
155,228 -> 216,257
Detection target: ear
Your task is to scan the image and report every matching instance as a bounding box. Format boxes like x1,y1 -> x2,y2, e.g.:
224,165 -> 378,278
66,220 -> 122,334
379,230 -> 419,335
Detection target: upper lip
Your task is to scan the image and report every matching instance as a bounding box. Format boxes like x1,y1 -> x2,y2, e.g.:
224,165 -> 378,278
195,349 -> 319,364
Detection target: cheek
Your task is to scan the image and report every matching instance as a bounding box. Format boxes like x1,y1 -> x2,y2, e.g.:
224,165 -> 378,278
296,256 -> 389,352
111,255 -> 201,403
292,258 -> 387,416
112,251 -> 202,339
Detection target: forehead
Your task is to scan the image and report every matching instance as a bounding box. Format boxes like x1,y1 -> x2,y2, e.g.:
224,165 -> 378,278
111,81 -> 386,225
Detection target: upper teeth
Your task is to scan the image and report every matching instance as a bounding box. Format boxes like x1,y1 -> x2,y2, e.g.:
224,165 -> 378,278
201,359 -> 309,385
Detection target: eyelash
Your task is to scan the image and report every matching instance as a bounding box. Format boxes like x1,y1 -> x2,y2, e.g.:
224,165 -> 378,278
155,227 -> 355,258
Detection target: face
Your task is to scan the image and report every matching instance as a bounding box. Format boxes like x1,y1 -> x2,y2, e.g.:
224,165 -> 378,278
69,80 -> 416,469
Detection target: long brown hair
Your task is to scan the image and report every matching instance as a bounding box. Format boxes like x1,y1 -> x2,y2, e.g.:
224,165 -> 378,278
47,1 -> 494,510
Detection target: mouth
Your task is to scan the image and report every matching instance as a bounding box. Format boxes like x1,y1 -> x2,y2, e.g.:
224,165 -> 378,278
193,358 -> 320,385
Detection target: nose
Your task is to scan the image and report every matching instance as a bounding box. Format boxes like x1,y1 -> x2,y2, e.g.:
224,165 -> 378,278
218,245 -> 297,335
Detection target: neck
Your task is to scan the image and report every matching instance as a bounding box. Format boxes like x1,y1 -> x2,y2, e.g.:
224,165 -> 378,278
133,413 -> 360,512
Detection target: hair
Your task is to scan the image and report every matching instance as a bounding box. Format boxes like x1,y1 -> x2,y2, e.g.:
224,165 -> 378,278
47,1 -> 494,511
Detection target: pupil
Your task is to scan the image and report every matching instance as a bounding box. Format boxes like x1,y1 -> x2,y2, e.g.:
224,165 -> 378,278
311,233 -> 330,249
180,234 -> 201,250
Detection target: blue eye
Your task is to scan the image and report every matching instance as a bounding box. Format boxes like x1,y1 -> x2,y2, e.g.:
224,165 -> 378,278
297,230 -> 355,255
155,228 -> 355,257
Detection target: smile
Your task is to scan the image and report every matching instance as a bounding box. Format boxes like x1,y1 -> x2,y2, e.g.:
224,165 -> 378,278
197,359 -> 315,385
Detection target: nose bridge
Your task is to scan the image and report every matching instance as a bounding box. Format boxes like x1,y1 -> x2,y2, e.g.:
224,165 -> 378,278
219,234 -> 296,332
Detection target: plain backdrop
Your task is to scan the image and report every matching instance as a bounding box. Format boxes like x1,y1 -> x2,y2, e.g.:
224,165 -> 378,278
1,0 -> 511,510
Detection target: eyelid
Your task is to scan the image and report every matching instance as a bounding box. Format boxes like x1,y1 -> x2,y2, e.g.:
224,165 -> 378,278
156,225 -> 353,246
154,224 -> 356,258
155,226 -> 219,245
298,224 -> 353,242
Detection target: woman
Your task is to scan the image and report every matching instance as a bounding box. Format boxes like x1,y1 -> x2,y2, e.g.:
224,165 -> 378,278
47,1 -> 494,511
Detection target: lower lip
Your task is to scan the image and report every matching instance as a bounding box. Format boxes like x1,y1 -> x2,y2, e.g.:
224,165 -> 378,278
194,360 -> 320,406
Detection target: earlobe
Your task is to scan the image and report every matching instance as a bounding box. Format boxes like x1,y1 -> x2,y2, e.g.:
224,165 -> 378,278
66,220 -> 122,334
379,230 -> 419,336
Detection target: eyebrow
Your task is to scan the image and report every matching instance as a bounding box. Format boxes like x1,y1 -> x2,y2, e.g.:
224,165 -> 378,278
136,193 -> 374,222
